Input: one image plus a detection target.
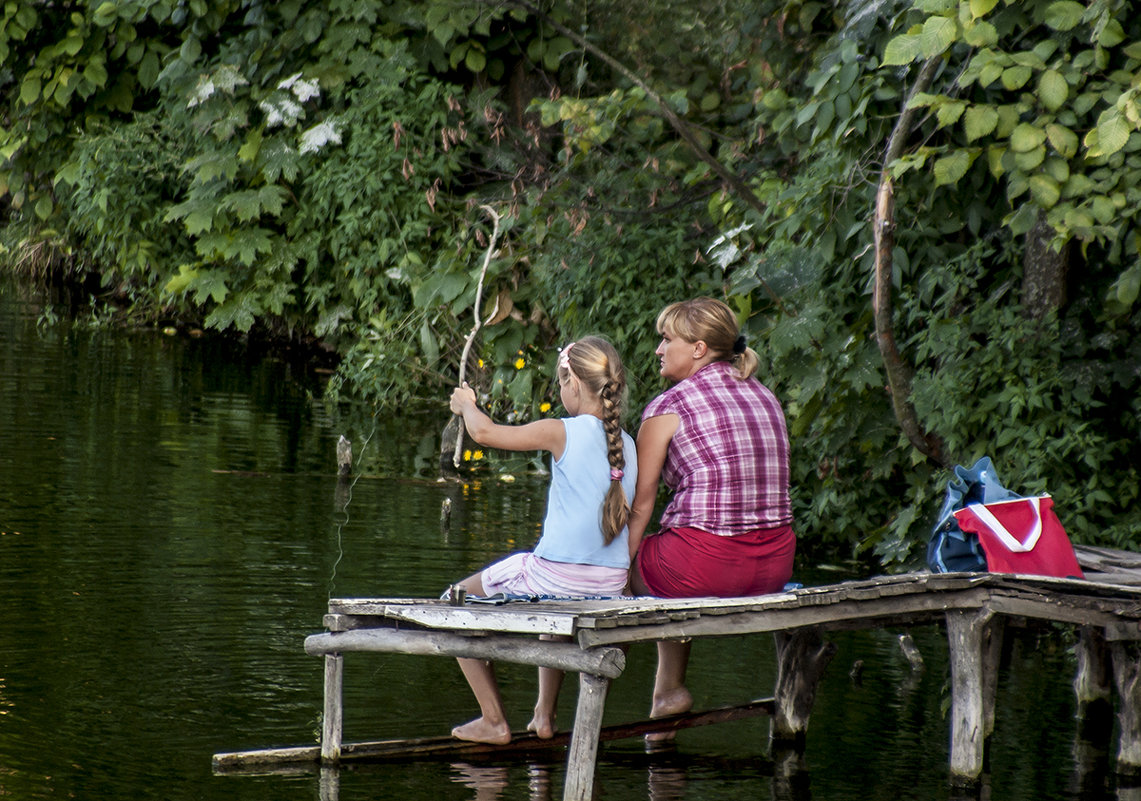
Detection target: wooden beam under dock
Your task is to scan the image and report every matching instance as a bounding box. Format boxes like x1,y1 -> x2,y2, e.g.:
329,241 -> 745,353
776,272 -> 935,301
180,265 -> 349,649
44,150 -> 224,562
212,697 -> 776,774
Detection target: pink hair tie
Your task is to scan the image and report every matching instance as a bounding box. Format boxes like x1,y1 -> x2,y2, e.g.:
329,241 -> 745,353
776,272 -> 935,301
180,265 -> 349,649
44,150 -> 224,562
610,468 -> 624,481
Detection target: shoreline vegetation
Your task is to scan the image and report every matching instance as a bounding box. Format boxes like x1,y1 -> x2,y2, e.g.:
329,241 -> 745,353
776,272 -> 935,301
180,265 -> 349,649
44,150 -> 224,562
3,0 -> 1139,566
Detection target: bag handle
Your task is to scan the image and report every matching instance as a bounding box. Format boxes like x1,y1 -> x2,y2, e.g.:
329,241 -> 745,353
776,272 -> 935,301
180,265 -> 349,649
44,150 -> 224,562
965,497 -> 1042,552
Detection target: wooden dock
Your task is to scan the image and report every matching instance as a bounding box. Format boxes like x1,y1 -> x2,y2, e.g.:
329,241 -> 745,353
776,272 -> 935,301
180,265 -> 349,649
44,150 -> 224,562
214,545 -> 1141,800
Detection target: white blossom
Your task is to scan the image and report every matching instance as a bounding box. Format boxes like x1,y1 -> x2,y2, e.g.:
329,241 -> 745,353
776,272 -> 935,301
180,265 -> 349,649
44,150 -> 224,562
259,97 -> 305,128
278,72 -> 321,102
188,78 -> 215,108
299,120 -> 343,154
277,72 -> 303,91
213,64 -> 249,93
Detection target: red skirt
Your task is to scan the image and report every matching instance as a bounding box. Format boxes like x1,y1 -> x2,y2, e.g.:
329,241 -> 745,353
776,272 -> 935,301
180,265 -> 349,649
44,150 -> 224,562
634,524 -> 795,598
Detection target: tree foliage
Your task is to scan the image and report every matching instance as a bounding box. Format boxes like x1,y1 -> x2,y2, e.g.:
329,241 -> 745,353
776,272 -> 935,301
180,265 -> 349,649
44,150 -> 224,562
2,0 -> 1139,565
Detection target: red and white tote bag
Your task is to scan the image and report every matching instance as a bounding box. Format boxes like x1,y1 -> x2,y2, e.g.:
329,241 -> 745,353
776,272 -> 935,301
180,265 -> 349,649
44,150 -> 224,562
952,495 -> 1084,579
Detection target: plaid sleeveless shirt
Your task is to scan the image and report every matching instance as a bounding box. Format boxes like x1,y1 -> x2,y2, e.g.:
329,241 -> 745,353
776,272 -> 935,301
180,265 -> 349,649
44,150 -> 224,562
643,361 -> 792,535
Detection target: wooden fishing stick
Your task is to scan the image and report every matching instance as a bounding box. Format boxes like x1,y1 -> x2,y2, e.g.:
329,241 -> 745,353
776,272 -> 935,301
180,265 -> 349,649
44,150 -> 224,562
453,204 -> 502,469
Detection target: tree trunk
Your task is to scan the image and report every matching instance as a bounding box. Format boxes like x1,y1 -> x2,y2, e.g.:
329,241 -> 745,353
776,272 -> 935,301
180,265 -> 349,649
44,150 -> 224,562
1021,209 -> 1069,320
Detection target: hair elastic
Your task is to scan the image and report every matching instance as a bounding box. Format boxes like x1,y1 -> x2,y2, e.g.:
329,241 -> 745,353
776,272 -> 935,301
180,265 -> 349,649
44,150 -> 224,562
733,335 -> 747,354
558,341 -> 575,373
609,467 -> 624,481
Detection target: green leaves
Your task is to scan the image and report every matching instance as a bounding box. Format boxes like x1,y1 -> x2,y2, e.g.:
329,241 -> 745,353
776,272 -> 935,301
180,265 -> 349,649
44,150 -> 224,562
1037,70 -> 1068,111
1043,1 -> 1084,31
963,104 -> 998,141
1009,122 -> 1046,153
1086,107 -> 1132,158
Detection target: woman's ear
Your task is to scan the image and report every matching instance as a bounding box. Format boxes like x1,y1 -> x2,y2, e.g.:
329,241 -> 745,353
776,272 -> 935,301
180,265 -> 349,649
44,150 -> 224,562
692,340 -> 708,359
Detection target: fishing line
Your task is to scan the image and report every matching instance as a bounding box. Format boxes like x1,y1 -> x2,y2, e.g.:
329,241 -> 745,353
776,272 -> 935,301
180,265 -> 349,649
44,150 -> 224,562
328,415 -> 378,599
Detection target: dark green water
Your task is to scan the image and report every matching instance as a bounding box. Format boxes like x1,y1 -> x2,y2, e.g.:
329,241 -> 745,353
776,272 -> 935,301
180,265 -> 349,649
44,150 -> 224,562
0,281 -> 1117,800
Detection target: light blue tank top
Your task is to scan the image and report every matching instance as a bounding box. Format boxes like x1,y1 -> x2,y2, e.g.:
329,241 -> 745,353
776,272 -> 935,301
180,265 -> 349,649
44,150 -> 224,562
533,415 -> 637,569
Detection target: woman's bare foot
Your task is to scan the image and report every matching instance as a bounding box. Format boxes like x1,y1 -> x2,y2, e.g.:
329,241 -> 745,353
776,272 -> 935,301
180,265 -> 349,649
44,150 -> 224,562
646,685 -> 693,744
452,716 -> 512,745
651,685 -> 693,718
526,712 -> 557,739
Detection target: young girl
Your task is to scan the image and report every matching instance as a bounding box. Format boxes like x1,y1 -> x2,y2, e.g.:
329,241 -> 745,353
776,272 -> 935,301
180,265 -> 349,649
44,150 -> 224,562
446,335 -> 638,745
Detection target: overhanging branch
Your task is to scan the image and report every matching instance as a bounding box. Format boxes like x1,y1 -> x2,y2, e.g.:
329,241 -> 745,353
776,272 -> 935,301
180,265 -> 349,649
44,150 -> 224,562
873,56 -> 947,466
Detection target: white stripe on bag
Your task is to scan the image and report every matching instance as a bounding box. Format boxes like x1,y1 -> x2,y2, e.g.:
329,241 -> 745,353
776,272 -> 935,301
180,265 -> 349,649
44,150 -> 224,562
965,497 -> 1044,553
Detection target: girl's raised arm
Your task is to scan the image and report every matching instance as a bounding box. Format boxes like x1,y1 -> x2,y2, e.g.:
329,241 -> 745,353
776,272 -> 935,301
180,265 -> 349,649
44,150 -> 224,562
450,383 -> 567,458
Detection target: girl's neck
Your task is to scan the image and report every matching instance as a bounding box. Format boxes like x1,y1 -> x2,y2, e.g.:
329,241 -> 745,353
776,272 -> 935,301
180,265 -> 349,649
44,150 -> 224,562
573,397 -> 605,420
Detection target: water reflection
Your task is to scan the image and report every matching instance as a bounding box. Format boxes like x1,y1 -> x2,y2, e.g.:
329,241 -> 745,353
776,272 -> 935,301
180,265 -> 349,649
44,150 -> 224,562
0,281 -> 1124,801
451,763 -> 513,801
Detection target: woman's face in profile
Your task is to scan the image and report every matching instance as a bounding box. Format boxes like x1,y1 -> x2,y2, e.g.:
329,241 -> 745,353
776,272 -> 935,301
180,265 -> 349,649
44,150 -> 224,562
655,329 -> 697,382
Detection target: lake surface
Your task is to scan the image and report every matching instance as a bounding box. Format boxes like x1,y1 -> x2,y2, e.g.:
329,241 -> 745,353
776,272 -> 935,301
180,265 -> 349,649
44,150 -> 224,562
0,279 -> 1119,800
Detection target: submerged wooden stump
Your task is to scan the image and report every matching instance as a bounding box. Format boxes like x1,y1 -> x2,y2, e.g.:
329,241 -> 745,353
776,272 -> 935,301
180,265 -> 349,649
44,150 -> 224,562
1113,639 -> 1141,778
770,627 -> 836,747
1075,625 -> 1114,738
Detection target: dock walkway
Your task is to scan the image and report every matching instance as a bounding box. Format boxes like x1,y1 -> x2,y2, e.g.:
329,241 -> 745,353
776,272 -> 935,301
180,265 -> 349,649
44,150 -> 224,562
215,545 -> 1141,800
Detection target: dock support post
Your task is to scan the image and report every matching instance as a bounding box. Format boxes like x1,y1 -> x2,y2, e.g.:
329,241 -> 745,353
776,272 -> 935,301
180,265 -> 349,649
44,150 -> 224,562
1112,640 -> 1141,779
946,608 -> 998,786
563,672 -> 610,801
321,653 -> 344,764
1075,626 -> 1113,736
770,627 -> 836,747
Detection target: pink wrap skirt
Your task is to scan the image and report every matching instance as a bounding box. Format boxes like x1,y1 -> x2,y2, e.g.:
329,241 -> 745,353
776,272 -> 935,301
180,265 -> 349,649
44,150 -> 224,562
634,524 -> 795,598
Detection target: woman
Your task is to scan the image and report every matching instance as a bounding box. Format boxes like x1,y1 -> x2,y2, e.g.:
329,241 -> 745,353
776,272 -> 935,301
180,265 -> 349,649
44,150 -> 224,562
628,297 -> 795,724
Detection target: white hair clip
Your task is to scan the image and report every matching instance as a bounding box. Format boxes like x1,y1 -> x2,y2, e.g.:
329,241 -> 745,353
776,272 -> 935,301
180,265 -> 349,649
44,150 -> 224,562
558,341 -> 575,373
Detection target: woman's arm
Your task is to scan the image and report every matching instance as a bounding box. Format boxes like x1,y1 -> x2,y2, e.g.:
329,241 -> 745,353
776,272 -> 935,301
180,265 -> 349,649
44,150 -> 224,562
626,413 -> 679,559
450,383 -> 566,458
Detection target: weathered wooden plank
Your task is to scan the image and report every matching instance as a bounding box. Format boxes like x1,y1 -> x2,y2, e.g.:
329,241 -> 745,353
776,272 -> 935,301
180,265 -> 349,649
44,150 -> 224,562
986,594 -> 1136,628
304,629 -> 626,679
576,587 -> 993,648
212,698 -> 777,773
213,744 -> 320,771
1105,621 -> 1141,642
380,605 -> 577,636
1076,544 -> 1141,576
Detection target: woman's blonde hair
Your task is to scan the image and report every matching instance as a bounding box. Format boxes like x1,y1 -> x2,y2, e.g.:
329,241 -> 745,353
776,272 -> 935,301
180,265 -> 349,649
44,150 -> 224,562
559,335 -> 630,545
656,297 -> 759,380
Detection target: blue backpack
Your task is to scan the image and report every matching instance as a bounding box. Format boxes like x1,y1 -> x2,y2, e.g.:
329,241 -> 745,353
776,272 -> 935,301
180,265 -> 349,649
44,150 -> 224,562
927,457 -> 1019,573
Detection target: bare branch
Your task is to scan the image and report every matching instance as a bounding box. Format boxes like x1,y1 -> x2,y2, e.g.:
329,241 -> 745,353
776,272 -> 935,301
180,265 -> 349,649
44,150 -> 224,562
873,56 -> 948,466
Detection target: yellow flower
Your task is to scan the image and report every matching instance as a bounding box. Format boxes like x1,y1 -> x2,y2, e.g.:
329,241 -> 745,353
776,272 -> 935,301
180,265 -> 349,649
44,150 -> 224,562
539,402 -> 551,413
478,358 -> 484,368
472,450 -> 484,461
463,449 -> 472,461
514,357 -> 525,369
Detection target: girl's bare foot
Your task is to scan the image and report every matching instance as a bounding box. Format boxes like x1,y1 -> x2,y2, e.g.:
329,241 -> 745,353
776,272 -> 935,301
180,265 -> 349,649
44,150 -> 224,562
646,685 -> 693,743
452,716 -> 512,745
526,713 -> 557,739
